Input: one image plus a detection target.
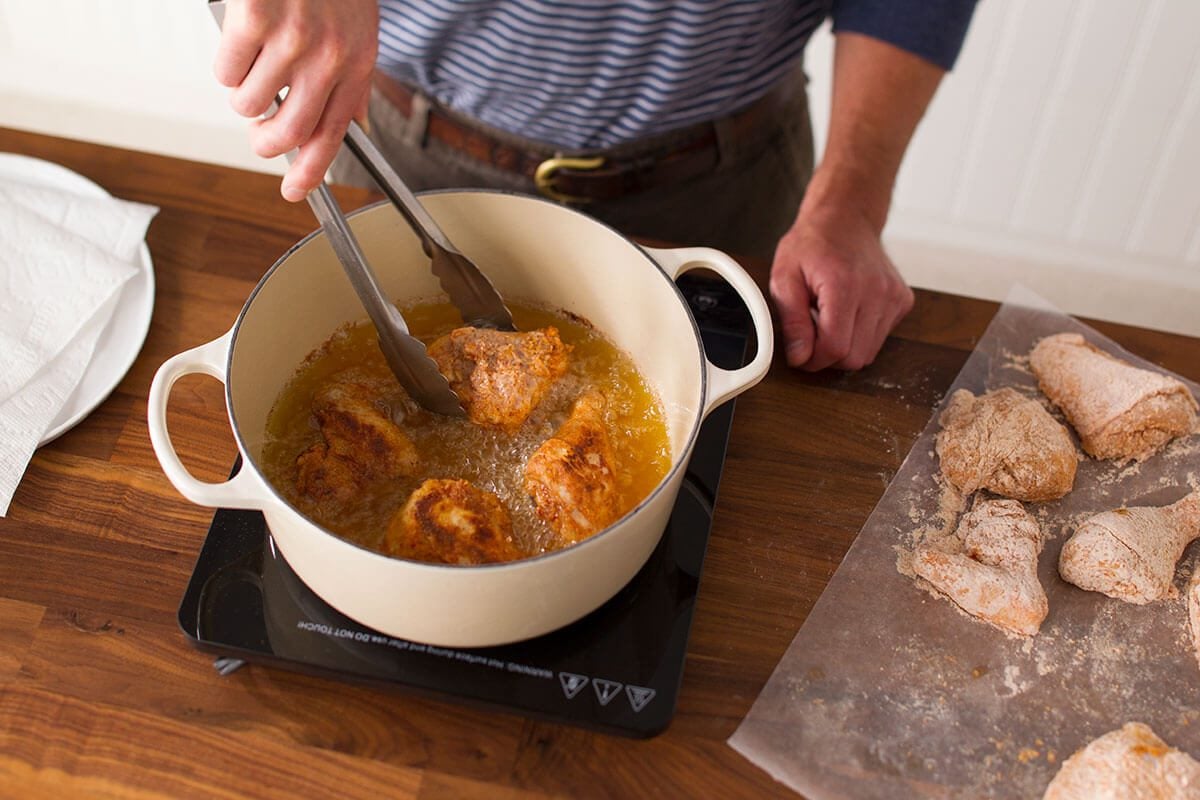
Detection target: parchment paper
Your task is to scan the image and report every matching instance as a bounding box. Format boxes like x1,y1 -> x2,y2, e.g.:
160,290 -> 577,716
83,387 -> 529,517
728,286 -> 1200,799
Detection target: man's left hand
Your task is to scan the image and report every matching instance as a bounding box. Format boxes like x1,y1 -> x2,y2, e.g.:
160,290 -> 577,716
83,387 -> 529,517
769,197 -> 913,372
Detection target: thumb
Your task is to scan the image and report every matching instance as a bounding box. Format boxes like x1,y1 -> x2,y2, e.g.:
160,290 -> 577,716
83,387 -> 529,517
770,268 -> 816,368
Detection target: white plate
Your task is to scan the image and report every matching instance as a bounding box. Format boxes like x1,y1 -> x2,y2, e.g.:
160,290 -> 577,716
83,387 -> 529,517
0,153 -> 156,445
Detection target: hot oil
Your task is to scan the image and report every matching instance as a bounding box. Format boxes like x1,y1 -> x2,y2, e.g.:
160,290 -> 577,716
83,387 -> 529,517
260,300 -> 672,560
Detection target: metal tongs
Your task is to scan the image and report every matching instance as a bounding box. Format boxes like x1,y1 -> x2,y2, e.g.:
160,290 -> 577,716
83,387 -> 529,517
209,1 -> 514,417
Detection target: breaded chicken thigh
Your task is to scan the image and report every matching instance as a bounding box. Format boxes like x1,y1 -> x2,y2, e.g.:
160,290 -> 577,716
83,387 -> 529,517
913,498 -> 1049,637
1043,722 -> 1200,800
385,478 -> 522,565
428,326 -> 570,432
295,379 -> 419,505
936,387 -> 1077,502
1059,490 -> 1200,604
1030,332 -> 1198,462
524,390 -> 620,546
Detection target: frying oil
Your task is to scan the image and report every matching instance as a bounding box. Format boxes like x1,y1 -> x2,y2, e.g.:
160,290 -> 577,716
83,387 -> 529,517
260,300 -> 671,559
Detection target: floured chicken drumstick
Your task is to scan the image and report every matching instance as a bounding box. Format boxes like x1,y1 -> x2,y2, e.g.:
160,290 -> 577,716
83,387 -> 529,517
1043,722 -> 1200,800
524,390 -> 620,546
385,478 -> 522,565
1030,332 -> 1198,462
296,379 -> 419,504
428,326 -> 571,432
936,387 -> 1077,502
1058,491 -> 1200,604
912,499 -> 1048,636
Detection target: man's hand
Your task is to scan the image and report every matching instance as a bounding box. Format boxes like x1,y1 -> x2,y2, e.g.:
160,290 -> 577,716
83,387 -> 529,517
771,32 -> 944,371
770,182 -> 913,371
214,0 -> 379,201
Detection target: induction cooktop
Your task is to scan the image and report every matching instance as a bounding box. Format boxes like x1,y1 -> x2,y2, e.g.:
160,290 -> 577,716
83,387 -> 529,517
177,272 -> 752,738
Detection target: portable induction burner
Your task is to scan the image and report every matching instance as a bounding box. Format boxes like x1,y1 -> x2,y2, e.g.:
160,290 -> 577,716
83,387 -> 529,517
178,272 -> 752,738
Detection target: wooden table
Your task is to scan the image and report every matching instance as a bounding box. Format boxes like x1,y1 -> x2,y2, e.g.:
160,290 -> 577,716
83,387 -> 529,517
1,127 -> 1197,799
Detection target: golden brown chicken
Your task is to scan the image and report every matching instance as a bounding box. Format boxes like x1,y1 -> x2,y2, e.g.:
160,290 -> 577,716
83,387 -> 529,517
295,379 -> 419,505
428,326 -> 571,432
384,478 -> 523,565
524,390 -> 621,546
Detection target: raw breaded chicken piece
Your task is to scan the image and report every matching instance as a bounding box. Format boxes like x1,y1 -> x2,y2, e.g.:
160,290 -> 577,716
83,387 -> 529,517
385,478 -> 522,565
912,498 -> 1048,637
936,387 -> 1077,502
295,379 -> 419,504
428,326 -> 570,432
1029,332 -> 1198,462
1043,722 -> 1200,799
524,390 -> 620,546
1058,490 -> 1200,604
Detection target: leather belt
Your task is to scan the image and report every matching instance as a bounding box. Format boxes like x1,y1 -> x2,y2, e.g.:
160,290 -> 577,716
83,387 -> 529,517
372,73 -> 786,204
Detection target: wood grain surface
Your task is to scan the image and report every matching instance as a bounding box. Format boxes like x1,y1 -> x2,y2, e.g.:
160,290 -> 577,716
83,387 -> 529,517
1,126 -> 1197,799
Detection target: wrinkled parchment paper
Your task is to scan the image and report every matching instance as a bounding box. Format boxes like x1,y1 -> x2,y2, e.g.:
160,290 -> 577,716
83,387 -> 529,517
728,286 -> 1200,799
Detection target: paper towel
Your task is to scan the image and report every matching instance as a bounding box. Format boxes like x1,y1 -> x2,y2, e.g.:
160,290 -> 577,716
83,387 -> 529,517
0,174 -> 158,515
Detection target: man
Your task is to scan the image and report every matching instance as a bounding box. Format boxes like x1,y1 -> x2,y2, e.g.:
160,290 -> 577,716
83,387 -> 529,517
214,1 -> 977,371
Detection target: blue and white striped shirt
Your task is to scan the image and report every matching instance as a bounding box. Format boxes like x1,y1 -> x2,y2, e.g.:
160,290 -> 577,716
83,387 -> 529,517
375,1 -> 976,150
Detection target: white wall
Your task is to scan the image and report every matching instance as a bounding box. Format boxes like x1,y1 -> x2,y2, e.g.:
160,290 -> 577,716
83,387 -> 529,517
0,0 -> 284,175
2,1 -> 1197,335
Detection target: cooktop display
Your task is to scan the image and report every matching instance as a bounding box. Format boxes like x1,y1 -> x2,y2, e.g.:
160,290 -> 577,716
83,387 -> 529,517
177,272 -> 752,738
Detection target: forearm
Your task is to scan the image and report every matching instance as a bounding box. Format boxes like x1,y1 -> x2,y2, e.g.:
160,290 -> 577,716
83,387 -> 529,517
806,32 -> 945,233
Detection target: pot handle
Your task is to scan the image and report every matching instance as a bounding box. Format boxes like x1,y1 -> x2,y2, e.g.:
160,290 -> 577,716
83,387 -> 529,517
645,246 -> 774,415
146,329 -> 269,510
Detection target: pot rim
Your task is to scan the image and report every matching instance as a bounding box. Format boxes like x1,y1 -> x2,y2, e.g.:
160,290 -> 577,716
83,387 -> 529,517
225,188 -> 709,571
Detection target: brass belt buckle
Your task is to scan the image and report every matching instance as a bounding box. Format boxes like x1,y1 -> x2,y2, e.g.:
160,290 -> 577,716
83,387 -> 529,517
534,155 -> 605,204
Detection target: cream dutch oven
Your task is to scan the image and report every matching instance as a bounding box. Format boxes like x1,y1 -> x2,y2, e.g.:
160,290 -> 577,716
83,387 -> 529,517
148,190 -> 772,647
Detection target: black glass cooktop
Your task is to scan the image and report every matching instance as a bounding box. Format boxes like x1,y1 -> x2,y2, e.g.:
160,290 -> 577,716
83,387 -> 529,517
177,272 -> 752,738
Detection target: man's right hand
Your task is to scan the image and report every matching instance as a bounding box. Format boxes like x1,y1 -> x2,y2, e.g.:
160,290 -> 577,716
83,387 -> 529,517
213,0 -> 379,201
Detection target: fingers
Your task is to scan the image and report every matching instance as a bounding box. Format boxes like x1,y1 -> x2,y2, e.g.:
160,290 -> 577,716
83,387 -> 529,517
354,83 -> 372,131
230,45 -> 298,121
804,287 -> 859,372
211,0 -> 380,202
278,79 -> 365,200
772,220 -> 914,372
807,275 -> 911,372
769,263 -> 816,368
213,3 -> 267,88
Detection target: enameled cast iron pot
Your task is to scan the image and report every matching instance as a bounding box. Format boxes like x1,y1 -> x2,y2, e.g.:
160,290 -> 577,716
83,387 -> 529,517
148,190 -> 772,647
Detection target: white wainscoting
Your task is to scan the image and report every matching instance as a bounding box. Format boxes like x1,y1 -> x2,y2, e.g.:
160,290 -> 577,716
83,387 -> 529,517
1,1 -> 1197,335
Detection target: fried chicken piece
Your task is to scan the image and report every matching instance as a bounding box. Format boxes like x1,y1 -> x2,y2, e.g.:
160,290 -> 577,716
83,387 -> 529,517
384,478 -> 522,565
912,498 -> 1048,637
1043,722 -> 1200,800
295,379 -> 419,504
1030,332 -> 1198,462
1058,490 -> 1200,604
936,388 -> 1078,502
428,326 -> 570,432
524,390 -> 620,546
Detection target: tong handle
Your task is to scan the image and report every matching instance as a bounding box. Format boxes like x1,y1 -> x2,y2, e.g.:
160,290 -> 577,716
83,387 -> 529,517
305,184 -> 465,417
342,122 -> 516,331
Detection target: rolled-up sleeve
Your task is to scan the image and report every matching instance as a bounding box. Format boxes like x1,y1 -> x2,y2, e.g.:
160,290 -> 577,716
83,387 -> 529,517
831,0 -> 979,70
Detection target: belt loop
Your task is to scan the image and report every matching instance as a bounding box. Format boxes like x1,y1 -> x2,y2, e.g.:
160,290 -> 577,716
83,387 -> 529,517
403,92 -> 432,148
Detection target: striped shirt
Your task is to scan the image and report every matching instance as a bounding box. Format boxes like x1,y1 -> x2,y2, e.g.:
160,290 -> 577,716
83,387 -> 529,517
375,1 -> 976,150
